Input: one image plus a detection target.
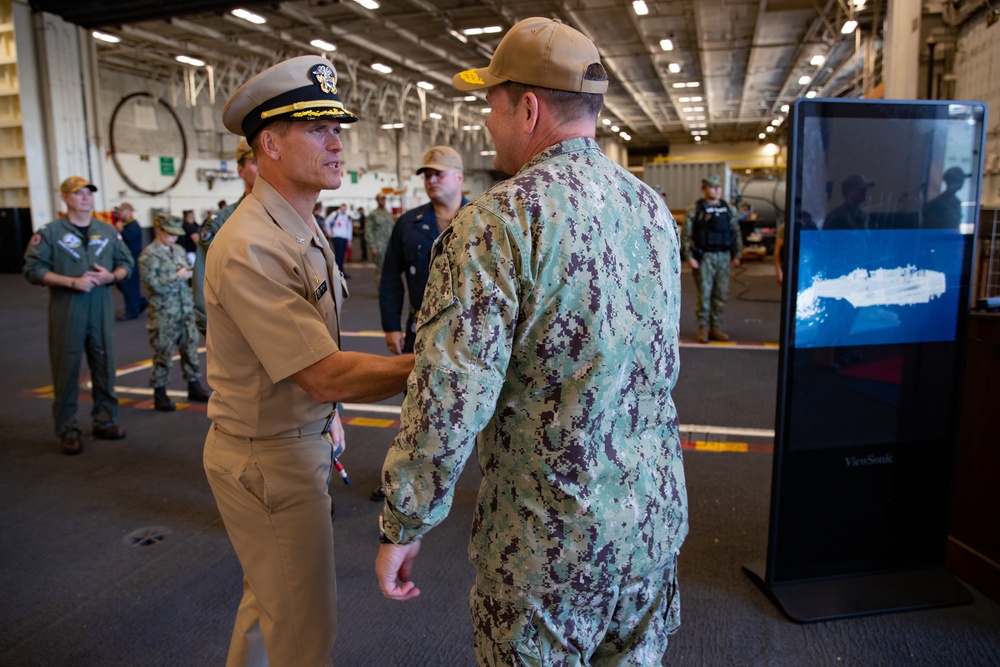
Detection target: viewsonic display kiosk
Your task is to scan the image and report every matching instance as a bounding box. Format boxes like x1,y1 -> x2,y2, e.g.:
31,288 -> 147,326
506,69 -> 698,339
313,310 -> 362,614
744,99 -> 987,622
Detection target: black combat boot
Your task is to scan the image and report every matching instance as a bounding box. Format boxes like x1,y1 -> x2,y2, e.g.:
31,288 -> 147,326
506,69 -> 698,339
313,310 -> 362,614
154,387 -> 176,412
187,380 -> 211,402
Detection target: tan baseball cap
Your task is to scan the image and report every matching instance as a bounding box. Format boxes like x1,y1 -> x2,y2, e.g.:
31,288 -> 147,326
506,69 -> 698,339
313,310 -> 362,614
60,176 -> 98,194
235,137 -> 254,162
453,17 -> 607,94
222,55 -> 358,142
416,146 -> 463,175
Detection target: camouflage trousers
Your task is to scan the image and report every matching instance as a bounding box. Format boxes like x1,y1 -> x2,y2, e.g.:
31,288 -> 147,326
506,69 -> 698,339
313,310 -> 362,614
692,250 -> 732,328
470,556 -> 680,667
147,314 -> 201,388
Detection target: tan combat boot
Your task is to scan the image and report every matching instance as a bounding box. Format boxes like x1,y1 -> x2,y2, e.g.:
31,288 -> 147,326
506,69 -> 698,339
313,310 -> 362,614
697,326 -> 709,344
709,327 -> 730,342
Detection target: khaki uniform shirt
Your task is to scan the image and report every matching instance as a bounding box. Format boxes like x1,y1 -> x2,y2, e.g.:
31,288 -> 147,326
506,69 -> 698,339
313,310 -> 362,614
382,137 -> 688,593
204,176 -> 346,437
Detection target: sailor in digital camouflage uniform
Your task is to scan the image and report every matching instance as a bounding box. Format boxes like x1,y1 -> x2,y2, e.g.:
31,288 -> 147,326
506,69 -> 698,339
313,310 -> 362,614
23,176 -> 134,455
364,192 -> 395,287
138,214 -> 210,412
376,18 -> 688,667
205,55 -> 413,667
682,174 -> 742,343
192,138 -> 257,335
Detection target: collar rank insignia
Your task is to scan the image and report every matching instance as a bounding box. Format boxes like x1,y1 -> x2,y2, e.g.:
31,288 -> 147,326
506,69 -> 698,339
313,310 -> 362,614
312,64 -> 337,95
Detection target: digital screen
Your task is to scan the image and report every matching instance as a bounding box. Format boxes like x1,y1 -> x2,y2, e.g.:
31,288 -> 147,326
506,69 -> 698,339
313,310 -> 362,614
781,101 -> 984,453
767,99 -> 986,583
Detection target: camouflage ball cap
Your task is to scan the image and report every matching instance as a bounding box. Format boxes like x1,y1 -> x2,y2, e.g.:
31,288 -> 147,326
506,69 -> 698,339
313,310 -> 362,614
222,55 -> 358,142
416,146 -> 463,175
702,175 -> 722,187
453,17 -> 607,94
153,214 -> 185,235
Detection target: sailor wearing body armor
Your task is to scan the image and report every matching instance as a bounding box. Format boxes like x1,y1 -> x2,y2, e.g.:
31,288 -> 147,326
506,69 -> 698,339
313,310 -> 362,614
682,174 -> 743,343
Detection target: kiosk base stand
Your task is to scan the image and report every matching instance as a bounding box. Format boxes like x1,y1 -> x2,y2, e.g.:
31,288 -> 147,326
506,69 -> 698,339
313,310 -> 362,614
742,561 -> 972,623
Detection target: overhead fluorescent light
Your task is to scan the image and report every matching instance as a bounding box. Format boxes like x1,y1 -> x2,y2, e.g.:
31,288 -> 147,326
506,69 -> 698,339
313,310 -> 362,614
231,8 -> 266,25
620,133 -> 631,141
602,118 -> 612,125
461,125 -> 481,131
841,20 -> 858,34
780,104 -> 790,113
92,31 -> 121,43
798,75 -> 812,85
853,0 -> 866,7
771,118 -> 782,126
481,107 -> 491,114
310,39 -> 337,52
463,95 -> 476,102
805,90 -> 818,98
759,132 -> 766,139
682,106 -> 704,112
463,26 -> 502,35
416,81 -> 435,90
380,123 -> 405,129
689,96 -> 703,102
659,38 -> 674,51
765,125 -> 775,132
810,54 -> 825,66
632,1 -> 649,16
176,55 -> 205,67
480,150 -> 496,156
371,63 -> 393,74
694,136 -> 702,142
611,125 -> 620,132
429,112 -> 443,120
668,63 -> 681,74
672,83 -> 686,89
352,0 -> 380,10
448,28 -> 468,44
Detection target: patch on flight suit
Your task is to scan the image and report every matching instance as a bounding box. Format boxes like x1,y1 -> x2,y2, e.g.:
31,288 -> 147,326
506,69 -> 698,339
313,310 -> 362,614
62,233 -> 82,248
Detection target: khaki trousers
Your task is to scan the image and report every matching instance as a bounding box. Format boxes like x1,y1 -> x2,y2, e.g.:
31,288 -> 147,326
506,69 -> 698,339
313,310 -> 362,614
204,423 -> 336,667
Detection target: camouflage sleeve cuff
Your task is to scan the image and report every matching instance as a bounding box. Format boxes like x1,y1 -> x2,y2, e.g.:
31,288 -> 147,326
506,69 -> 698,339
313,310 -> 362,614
379,506 -> 424,545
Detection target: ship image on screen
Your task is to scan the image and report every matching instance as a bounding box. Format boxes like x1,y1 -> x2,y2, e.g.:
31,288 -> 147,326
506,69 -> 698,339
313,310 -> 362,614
793,229 -> 963,348
798,265 -> 946,315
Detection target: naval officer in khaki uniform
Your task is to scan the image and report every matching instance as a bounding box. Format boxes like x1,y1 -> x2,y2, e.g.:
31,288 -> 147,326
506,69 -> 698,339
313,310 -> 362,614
203,55 -> 413,667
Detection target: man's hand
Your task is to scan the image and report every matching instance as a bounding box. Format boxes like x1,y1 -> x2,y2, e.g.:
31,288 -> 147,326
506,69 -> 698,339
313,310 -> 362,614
84,264 -> 116,286
688,257 -> 700,270
326,411 -> 346,455
176,267 -> 193,281
730,257 -> 741,268
384,331 -> 404,355
376,541 -> 422,601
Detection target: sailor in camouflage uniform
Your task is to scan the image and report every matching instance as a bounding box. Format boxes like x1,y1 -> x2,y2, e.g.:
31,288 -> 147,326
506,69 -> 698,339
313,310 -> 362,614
682,174 -> 742,343
376,18 -> 688,666
365,193 -> 395,287
138,214 -> 210,412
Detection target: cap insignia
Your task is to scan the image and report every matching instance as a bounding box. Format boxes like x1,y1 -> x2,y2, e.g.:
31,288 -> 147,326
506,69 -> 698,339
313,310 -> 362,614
458,70 -> 485,85
312,64 -> 337,95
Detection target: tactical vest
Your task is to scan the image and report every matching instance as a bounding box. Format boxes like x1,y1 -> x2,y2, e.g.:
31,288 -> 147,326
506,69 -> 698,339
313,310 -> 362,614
694,200 -> 732,252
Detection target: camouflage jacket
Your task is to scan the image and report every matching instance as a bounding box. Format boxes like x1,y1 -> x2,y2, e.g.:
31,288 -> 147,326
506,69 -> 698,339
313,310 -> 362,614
139,241 -> 193,326
381,136 -> 688,593
364,206 -> 394,257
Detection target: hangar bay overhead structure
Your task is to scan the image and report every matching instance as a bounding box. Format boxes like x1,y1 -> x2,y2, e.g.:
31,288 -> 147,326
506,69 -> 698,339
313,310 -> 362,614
29,0 -> 891,154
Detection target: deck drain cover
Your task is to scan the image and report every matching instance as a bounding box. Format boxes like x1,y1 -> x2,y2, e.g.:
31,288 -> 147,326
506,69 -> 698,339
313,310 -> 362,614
123,526 -> 172,547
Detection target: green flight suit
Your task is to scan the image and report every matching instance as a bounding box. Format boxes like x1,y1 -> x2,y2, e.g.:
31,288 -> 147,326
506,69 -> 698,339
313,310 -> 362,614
24,217 -> 134,438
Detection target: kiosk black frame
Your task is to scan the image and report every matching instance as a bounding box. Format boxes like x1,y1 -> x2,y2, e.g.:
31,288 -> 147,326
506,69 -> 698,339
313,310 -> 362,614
744,99 -> 987,622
